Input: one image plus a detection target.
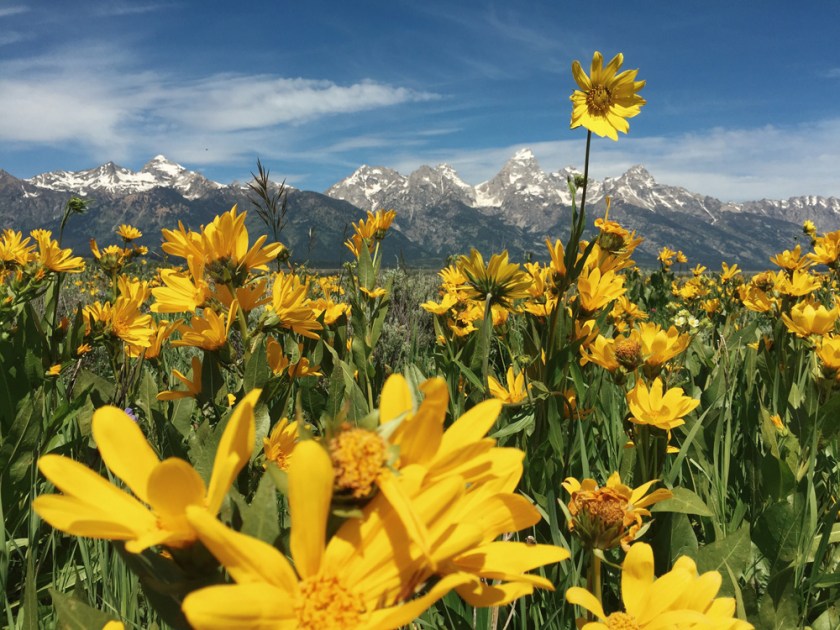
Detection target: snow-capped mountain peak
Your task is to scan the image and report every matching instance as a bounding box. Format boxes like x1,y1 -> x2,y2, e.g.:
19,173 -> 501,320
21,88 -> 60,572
27,156 -> 222,200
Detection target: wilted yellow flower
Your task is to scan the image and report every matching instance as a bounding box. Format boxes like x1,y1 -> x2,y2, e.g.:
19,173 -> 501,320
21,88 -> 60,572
566,542 -> 754,629
626,378 -> 699,431
561,472 -> 672,551
570,51 -> 646,140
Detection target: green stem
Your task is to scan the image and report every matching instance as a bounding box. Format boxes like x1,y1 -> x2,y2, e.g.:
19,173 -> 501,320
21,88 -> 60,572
586,550 -> 602,621
481,292 -> 493,396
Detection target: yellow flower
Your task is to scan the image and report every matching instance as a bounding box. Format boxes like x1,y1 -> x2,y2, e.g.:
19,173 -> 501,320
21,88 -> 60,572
566,542 -> 754,629
46,364 -> 62,377
817,335 -> 840,380
182,440 -> 471,629
420,292 -> 458,316
157,356 -> 202,400
577,265 -> 626,314
32,230 -> 85,273
33,391 -> 260,553
570,51 -> 646,140
83,295 -> 155,349
268,271 -> 323,339
636,322 -> 690,373
116,224 -> 142,242
781,299 -> 839,338
172,304 -> 238,351
360,286 -> 387,299
263,418 -> 299,471
770,244 -> 811,272
215,278 -> 270,313
720,262 -> 741,283
561,472 -> 672,551
487,366 -> 529,404
658,246 -> 676,268
807,230 -> 840,267
457,249 -> 532,308
0,229 -> 35,266
151,257 -> 210,314
579,334 -> 622,372
626,378 -> 700,431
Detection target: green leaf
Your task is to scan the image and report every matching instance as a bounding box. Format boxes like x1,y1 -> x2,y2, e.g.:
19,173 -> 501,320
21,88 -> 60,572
238,473 -> 280,544
754,500 -> 802,566
0,388 -> 44,486
22,552 -> 39,630
651,487 -> 714,517
490,413 -> 534,439
695,526 -> 751,598
811,606 -> 840,630
50,588 -> 116,630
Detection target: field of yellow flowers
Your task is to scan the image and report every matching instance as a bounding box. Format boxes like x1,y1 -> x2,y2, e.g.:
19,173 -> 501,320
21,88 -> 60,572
2,51 -> 839,630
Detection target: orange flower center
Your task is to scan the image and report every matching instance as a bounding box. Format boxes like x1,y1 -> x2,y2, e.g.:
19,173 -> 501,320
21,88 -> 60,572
296,573 -> 365,629
587,85 -> 612,115
614,339 -> 642,370
606,611 -> 641,630
329,426 -> 388,498
579,491 -> 627,530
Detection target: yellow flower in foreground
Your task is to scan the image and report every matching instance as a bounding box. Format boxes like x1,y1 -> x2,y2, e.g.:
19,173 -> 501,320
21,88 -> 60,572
268,271 -> 323,339
181,441 -> 470,630
561,472 -> 671,551
781,299 -> 839,338
570,51 -> 646,141
457,248 -> 532,308
33,390 -> 260,553
626,378 -> 699,431
487,366 -> 530,404
637,322 -> 690,373
577,265 -> 626,314
172,304 -> 238,351
32,230 -> 85,273
566,542 -> 753,629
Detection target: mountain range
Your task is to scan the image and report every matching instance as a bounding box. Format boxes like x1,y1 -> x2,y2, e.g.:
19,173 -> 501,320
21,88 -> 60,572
2,151 -> 838,269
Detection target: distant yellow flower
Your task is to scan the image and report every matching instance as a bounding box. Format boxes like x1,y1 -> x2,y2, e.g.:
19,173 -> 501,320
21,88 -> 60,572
771,244 -> 811,272
46,364 -> 62,377
263,418 -> 299,470
720,262 -> 741,283
566,542 -> 754,629
626,378 -> 699,431
33,391 -> 260,553
157,356 -> 202,400
420,292 -> 458,316
116,224 -> 142,242
774,269 -> 820,298
487,366 -> 529,404
76,343 -> 93,356
657,246 -> 676,268
83,296 -> 155,349
570,51 -> 646,141
807,230 -> 840,267
803,220 -> 817,238
561,472 -> 672,551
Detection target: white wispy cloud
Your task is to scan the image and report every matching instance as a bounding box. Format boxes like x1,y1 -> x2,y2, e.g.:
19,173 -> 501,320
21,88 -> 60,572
0,44 -> 438,165
0,6 -> 29,18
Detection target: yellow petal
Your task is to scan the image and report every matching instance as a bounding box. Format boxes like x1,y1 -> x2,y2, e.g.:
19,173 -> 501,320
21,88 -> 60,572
622,542 -> 656,618
367,573 -> 471,628
182,583 -> 295,630
379,374 -> 413,424
289,440 -> 333,579
455,580 -> 534,607
437,399 -> 502,459
92,406 -> 160,504
206,389 -> 260,514
32,495 -> 148,540
186,506 -> 299,590
566,586 -> 606,620
36,455 -> 155,530
376,470 -> 433,564
146,458 -> 206,523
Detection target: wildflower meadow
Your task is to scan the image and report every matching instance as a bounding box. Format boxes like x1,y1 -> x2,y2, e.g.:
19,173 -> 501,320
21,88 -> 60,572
1,51 -> 838,630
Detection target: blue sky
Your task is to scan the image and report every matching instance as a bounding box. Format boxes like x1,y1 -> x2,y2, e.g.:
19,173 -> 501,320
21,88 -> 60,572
1,1 -> 839,201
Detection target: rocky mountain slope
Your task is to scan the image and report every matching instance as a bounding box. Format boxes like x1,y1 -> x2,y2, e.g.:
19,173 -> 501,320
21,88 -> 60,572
2,152 -> 839,268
